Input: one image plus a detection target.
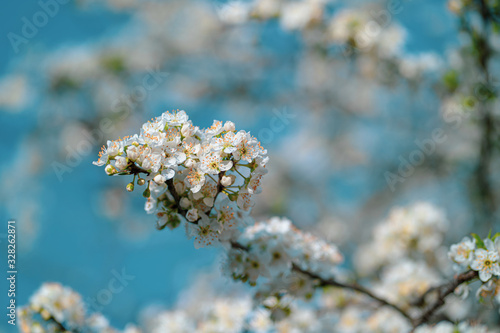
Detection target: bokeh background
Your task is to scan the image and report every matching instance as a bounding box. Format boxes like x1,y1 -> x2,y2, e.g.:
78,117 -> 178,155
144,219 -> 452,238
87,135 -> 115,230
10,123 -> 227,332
1,0 -> 499,331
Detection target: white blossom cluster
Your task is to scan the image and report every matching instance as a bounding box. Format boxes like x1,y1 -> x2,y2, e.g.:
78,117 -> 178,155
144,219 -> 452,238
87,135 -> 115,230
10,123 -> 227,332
448,235 -> 500,308
449,236 -> 500,282
224,217 -> 343,295
93,111 -> 345,304
374,260 -> 442,309
143,297 -> 250,333
356,202 -> 448,275
20,280 -> 495,333
216,0 -> 441,82
218,0 -> 405,53
217,0 -> 329,30
93,110 -> 268,249
414,321 -> 491,333
19,283 -> 140,333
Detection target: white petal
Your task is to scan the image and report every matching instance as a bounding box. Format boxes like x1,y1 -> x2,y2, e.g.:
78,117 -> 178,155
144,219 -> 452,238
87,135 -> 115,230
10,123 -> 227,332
220,160 -> 233,171
485,238 -> 495,251
479,270 -> 492,282
162,169 -> 175,180
471,260 -> 482,271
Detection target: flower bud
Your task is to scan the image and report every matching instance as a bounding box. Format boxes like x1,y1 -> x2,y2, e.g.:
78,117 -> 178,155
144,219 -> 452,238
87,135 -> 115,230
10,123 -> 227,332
137,178 -> 146,186
143,187 -> 151,198
105,165 -> 117,175
154,174 -> 166,185
180,197 -> 192,209
223,121 -> 236,132
186,208 -> 199,222
221,175 -> 236,187
126,182 -> 134,192
126,145 -> 140,161
115,156 -> 128,170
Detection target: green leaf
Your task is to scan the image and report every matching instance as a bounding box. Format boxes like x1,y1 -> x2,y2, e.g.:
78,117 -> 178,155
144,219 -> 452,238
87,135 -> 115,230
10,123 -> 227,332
491,232 -> 500,240
471,233 -> 485,249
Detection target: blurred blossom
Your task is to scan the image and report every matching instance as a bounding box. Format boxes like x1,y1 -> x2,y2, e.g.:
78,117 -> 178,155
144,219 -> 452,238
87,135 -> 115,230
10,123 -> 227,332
3,0 -> 500,331
0,74 -> 30,111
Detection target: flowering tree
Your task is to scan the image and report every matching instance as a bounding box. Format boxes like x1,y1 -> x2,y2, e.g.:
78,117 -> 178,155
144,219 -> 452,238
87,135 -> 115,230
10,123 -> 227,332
8,0 -> 500,331
19,110 -> 500,332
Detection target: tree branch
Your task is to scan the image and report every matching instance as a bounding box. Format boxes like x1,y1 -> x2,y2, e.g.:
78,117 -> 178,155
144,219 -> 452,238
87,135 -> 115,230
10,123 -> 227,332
228,241 -> 413,323
290,263 -> 414,323
166,178 -> 187,217
166,171 -> 226,225
163,170 -> 480,331
229,241 -> 479,330
411,270 -> 478,330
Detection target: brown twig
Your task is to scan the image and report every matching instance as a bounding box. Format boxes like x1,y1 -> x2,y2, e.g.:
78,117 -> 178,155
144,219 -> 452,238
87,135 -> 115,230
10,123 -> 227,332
411,270 -> 478,330
166,171 -> 226,225
291,263 -> 414,323
166,178 -> 187,217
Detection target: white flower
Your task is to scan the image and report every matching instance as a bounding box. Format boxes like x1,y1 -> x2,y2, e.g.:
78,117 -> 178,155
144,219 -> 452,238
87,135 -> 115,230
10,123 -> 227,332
94,139 -> 125,166
186,208 -> 199,222
184,158 -> 196,168
206,120 -> 224,137
233,133 -> 258,162
471,241 -> 500,282
223,121 -> 236,132
126,145 -> 140,161
189,216 -> 220,249
28,283 -> 85,329
163,110 -> 189,126
211,131 -> 239,154
280,1 -> 321,31
247,174 -> 263,194
200,152 -> 233,175
449,237 -> 476,266
184,167 -> 206,193
115,156 -> 128,170
248,310 -> 272,333
145,198 -> 156,214
153,169 -> 175,185
181,122 -> 195,138
237,190 -> 254,211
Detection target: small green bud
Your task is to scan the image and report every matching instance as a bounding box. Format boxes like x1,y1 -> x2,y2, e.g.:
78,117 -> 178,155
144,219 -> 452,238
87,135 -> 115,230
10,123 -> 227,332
228,193 -> 238,201
143,187 -> 151,198
137,178 -> 146,186
126,182 -> 134,192
105,165 -> 117,175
